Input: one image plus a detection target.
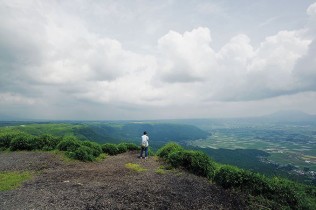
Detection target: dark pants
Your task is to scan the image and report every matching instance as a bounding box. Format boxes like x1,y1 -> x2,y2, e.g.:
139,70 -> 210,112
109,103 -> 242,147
140,146 -> 148,158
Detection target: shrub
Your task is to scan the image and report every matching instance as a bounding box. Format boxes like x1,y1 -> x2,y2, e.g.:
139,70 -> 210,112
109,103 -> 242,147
10,133 -> 36,151
69,146 -> 94,161
185,150 -> 216,179
0,131 -> 22,150
102,142 -> 140,155
214,165 -> 315,209
268,177 -> 309,208
156,142 -> 183,159
117,143 -> 128,153
167,150 -> 216,179
214,165 -> 270,192
81,141 -> 102,157
36,134 -> 62,151
214,165 -> 247,189
102,143 -> 119,155
148,147 -> 155,156
157,143 -> 216,179
166,149 -> 185,167
57,136 -> 81,152
119,142 -> 139,151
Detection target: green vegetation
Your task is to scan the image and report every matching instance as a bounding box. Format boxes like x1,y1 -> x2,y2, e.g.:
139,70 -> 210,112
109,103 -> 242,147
0,122 -> 208,150
214,165 -> 316,209
157,142 -> 217,179
0,130 -> 139,161
57,136 -> 81,152
81,141 -> 103,157
95,153 -> 107,162
125,163 -> 147,172
156,142 -> 183,159
0,171 -> 32,191
0,123 -> 315,209
187,123 -> 316,185
155,168 -> 167,175
67,146 -> 95,161
102,143 -> 119,155
158,142 -> 316,210
101,142 -> 139,156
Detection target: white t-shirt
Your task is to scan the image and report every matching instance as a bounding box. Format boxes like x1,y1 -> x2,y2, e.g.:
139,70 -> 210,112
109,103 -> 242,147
141,134 -> 149,147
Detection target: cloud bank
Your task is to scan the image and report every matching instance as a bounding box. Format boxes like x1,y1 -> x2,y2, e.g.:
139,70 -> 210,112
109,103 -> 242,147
0,1 -> 316,119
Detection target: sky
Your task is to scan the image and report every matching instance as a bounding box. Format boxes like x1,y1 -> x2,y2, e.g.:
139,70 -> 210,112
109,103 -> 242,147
0,0 -> 316,120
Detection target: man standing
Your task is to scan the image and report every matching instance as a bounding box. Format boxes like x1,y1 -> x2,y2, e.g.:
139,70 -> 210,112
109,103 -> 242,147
139,131 -> 149,159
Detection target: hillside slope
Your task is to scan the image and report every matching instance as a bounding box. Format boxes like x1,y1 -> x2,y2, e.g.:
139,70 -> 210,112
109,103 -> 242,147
0,151 -> 247,210
0,122 -> 209,149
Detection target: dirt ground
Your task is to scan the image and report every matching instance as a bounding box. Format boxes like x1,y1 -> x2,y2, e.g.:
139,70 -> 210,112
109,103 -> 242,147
0,151 -> 249,210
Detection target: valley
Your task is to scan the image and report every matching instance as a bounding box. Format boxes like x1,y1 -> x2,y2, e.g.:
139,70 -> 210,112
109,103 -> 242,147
1,112 -> 316,185
185,119 -> 316,185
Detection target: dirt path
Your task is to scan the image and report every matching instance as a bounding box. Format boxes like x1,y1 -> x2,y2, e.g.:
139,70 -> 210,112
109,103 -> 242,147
0,151 -> 248,210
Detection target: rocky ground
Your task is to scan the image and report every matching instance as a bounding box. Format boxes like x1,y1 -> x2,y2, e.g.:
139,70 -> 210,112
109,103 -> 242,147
0,151 -> 249,210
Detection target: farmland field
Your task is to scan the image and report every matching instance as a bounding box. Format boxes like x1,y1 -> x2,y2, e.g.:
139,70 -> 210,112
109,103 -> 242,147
187,121 -> 316,181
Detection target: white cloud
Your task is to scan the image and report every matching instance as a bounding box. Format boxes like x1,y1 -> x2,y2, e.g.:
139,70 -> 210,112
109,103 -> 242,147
157,27 -> 217,83
154,28 -> 312,102
307,2 -> 316,17
293,40 -> 316,90
1,0 -> 316,119
212,34 -> 254,98
245,31 -> 311,94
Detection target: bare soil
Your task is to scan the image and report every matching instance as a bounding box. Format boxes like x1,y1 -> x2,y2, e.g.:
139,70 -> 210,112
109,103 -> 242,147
0,151 -> 249,210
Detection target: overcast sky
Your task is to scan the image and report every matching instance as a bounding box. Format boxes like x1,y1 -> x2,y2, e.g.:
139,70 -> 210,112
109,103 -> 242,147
0,0 -> 316,120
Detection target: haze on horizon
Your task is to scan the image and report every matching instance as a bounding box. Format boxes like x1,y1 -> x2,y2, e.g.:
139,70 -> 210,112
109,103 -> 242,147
0,0 -> 316,120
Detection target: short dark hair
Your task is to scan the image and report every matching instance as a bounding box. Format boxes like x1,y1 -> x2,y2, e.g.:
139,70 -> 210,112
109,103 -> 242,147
143,131 -> 147,135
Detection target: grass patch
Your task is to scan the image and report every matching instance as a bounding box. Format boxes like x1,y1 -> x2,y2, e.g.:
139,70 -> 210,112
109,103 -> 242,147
95,153 -> 107,162
153,156 -> 160,161
125,163 -> 147,172
0,171 -> 32,191
155,168 -> 167,175
49,150 -> 79,163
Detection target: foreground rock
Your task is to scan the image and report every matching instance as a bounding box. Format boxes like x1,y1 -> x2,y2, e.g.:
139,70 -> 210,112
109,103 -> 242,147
0,151 -> 248,209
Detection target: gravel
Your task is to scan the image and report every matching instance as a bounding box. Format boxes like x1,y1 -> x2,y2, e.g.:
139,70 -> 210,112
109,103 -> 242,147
0,151 -> 248,210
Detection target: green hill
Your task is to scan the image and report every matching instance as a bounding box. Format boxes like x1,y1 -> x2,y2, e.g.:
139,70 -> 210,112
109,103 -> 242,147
0,122 -> 208,149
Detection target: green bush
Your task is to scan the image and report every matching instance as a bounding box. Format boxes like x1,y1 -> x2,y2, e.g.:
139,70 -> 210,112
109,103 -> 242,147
214,165 -> 247,189
167,149 -> 185,167
148,147 -> 155,156
33,134 -> 62,151
267,177 -> 312,209
119,142 -> 139,151
101,142 -> 139,155
214,165 -> 315,209
167,150 -> 216,179
117,143 -> 128,153
10,133 -> 36,151
81,141 -> 102,157
156,142 -> 183,159
184,150 -> 216,179
157,143 -> 216,179
214,165 -> 272,193
68,145 -> 94,161
102,143 -> 119,155
57,136 -> 81,152
0,131 -> 22,150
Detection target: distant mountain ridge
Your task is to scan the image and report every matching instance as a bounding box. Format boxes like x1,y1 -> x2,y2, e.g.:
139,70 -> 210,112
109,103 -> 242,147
261,110 -> 316,122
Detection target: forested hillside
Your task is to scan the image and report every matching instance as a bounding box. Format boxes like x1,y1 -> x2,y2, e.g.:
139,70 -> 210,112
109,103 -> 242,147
0,122 -> 208,149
